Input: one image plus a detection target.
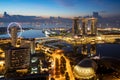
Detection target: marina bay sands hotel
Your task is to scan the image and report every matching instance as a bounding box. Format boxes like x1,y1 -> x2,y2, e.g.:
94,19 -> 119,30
72,17 -> 97,36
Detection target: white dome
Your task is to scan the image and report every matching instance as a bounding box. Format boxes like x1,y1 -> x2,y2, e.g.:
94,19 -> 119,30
73,58 -> 97,79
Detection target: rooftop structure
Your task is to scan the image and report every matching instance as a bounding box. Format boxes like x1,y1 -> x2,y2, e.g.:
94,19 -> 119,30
73,58 -> 97,79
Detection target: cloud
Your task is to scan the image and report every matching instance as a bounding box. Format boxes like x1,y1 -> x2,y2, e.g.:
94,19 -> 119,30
55,0 -> 79,7
100,11 -> 107,13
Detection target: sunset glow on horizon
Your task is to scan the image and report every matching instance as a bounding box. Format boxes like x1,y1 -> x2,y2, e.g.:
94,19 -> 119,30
0,0 -> 120,18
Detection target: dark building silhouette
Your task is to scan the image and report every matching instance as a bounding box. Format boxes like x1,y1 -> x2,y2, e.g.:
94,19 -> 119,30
5,47 -> 30,79
3,12 -> 10,18
81,18 -> 87,36
72,17 -> 80,35
81,44 -> 88,55
93,12 -> 101,19
90,44 -> 96,56
10,26 -> 17,47
93,12 -> 99,18
5,47 -> 30,70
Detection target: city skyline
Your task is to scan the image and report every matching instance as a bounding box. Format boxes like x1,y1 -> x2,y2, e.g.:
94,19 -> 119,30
0,0 -> 120,18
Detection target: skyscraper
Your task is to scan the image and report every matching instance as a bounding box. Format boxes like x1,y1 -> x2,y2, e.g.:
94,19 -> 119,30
81,18 -> 87,36
5,47 -> 30,70
3,12 -> 10,18
10,26 -> 17,47
93,12 -> 99,18
5,47 -> 30,78
93,12 -> 101,18
72,17 -> 80,35
90,18 -> 97,35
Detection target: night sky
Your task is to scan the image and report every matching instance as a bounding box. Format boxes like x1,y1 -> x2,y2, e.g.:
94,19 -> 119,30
0,0 -> 120,17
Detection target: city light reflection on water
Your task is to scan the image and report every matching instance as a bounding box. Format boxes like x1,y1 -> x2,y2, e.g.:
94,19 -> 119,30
0,30 -> 45,38
96,44 -> 120,59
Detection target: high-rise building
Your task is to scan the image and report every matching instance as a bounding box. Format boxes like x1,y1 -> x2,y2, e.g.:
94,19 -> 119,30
3,12 -> 10,18
81,18 -> 87,36
72,17 -> 80,35
90,18 -> 97,35
5,47 -> 30,71
72,17 -> 97,36
10,26 -> 17,47
93,12 -> 101,19
30,39 -> 35,54
93,12 -> 99,18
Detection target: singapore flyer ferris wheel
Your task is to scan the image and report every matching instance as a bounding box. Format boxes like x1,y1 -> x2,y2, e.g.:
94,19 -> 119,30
7,22 -> 22,38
